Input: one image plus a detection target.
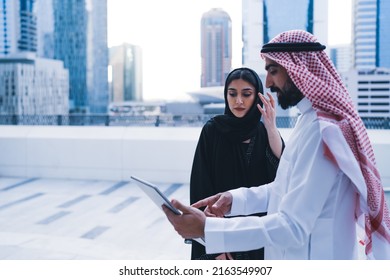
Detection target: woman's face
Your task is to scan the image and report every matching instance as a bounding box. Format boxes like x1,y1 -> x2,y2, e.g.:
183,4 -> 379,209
226,78 -> 256,118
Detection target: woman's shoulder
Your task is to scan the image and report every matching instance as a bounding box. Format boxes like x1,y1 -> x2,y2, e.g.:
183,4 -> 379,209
202,118 -> 218,132
196,119 -> 220,145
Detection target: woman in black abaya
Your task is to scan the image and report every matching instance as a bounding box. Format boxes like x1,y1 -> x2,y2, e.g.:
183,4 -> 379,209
190,67 -> 284,260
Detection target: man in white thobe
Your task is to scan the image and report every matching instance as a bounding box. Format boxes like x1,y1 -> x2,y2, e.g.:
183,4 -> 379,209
163,30 -> 390,260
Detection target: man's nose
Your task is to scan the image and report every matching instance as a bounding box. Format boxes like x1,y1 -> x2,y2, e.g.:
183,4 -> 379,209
265,74 -> 273,88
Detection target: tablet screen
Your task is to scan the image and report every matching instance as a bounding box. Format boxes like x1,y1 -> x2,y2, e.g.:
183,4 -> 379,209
131,175 -> 205,246
131,175 -> 181,215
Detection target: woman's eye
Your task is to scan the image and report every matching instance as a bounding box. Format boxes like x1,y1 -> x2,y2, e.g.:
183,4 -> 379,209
228,92 -> 236,97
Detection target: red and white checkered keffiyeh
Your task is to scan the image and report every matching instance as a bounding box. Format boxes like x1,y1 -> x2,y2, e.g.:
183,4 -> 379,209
261,30 -> 390,259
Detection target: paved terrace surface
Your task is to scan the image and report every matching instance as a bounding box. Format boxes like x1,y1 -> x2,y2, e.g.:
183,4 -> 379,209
0,176 -> 387,260
0,176 -> 191,260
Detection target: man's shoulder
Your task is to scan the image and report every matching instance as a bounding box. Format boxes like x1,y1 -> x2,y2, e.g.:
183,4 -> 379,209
318,118 -> 345,140
316,111 -> 347,135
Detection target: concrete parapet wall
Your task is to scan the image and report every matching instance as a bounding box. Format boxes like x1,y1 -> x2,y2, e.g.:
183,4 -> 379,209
0,126 -> 389,187
0,126 -> 201,183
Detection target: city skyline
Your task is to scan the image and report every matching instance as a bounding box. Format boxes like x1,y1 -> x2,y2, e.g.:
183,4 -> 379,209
107,0 -> 353,101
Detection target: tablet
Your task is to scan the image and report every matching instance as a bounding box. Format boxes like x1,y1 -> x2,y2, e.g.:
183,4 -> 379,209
130,175 -> 181,215
130,175 -> 205,246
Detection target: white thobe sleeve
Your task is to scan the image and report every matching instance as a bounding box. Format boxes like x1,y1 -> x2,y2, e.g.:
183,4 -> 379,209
228,183 -> 271,215
204,125 -> 341,254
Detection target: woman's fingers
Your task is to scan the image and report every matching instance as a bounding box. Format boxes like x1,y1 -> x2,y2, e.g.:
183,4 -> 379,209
258,93 -> 272,116
266,92 -> 275,108
259,92 -> 272,110
257,103 -> 264,114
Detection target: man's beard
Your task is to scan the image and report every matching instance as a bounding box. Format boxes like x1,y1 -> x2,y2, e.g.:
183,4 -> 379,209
270,79 -> 304,110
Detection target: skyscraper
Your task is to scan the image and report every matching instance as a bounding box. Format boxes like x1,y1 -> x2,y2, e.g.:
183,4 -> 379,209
377,0 -> 390,68
200,8 -> 232,88
52,0 -> 88,113
353,0 -> 390,69
87,0 -> 109,114
0,56 -> 69,115
346,0 -> 390,120
38,0 -> 108,114
353,0 -> 377,69
0,0 -> 69,115
109,43 -> 143,102
330,45 -> 354,73
344,68 -> 390,118
36,0 -> 54,59
242,0 -> 328,76
0,0 -> 37,56
263,0 -> 318,43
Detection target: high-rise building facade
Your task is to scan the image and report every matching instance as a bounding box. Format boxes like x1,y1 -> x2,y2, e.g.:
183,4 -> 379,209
242,0 -> 328,76
378,1 -> 390,68
36,0 -> 54,58
344,68 -> 390,118
353,0 -> 377,69
330,45 -> 354,73
263,0 -> 316,44
0,0 -> 69,115
242,0 -> 264,76
52,0 -> 88,113
0,56 -> 69,115
37,0 -> 109,114
109,43 -> 143,102
200,8 -> 232,88
353,0 -> 390,69
86,0 -> 109,114
0,0 -> 37,56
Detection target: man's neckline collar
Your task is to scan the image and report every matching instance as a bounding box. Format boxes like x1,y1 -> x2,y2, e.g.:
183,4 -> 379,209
296,97 -> 312,114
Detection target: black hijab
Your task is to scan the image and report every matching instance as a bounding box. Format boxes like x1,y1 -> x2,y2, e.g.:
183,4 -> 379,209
213,67 -> 264,142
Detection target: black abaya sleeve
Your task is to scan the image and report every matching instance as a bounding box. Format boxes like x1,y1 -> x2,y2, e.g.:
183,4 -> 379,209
190,123 -> 215,206
265,136 -> 285,181
189,123 -> 216,260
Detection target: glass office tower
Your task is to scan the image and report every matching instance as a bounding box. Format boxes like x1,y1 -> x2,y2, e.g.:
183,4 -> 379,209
87,0 -> 109,114
109,43 -> 143,102
52,0 -> 88,113
377,0 -> 390,68
200,8 -> 232,87
354,0 -> 390,69
242,0 -> 326,76
44,0 -> 108,113
263,0 -> 314,43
